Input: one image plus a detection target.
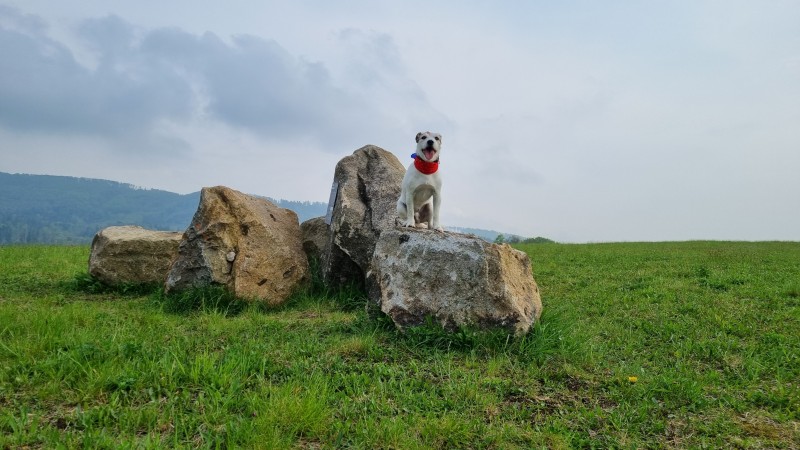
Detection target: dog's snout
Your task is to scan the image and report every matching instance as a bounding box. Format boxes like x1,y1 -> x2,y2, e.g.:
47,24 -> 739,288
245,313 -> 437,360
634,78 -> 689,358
426,140 -> 434,147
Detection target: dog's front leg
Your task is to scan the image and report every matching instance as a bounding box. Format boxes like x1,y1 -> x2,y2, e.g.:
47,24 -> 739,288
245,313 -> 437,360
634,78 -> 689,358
431,192 -> 444,232
402,190 -> 416,228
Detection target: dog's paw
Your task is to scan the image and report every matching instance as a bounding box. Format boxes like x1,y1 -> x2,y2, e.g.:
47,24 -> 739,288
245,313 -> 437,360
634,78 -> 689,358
415,223 -> 429,229
434,226 -> 445,233
401,220 -> 415,228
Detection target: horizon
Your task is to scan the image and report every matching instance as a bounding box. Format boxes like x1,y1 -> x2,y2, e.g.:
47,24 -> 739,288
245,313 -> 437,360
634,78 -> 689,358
1,2 -> 798,242
1,170 -> 538,243
4,169 -> 797,245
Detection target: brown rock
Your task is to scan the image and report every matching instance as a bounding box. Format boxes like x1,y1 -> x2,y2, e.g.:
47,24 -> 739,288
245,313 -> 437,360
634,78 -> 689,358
322,145 -> 406,287
165,186 -> 308,305
368,228 -> 543,335
89,226 -> 182,286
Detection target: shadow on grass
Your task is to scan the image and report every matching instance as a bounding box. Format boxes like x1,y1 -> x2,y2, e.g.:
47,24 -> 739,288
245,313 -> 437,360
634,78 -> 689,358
68,256 -> 369,317
69,268 -> 576,364
68,272 -> 161,297
255,256 -> 369,315
70,270 -> 253,315
297,256 -> 368,312
393,309 -> 580,365
146,258 -> 370,318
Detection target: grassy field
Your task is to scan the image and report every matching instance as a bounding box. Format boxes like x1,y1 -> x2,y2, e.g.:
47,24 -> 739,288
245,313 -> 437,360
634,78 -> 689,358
0,242 -> 798,448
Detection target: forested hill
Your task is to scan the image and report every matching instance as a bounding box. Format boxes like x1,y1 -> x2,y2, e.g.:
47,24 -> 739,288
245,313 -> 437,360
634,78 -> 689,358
0,172 -> 326,244
0,172 -> 548,245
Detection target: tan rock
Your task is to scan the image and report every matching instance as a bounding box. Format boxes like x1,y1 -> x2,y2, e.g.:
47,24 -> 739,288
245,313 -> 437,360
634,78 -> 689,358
322,145 -> 406,287
89,226 -> 182,286
368,228 -> 543,335
165,186 -> 308,305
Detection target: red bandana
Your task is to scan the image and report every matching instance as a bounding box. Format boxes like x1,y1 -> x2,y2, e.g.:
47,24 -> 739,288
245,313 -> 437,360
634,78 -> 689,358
413,154 -> 439,174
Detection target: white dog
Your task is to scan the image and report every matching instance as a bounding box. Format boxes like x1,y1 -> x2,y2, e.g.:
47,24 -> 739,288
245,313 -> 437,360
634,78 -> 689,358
397,131 -> 444,232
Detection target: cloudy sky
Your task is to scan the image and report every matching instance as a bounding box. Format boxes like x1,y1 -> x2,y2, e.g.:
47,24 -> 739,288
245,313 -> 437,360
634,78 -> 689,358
1,1 -> 798,242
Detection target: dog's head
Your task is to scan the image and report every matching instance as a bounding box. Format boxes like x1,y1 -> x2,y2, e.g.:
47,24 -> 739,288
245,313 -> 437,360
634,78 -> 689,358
415,131 -> 442,162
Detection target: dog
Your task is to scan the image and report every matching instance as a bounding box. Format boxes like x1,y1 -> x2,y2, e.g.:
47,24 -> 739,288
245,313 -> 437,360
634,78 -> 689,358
396,131 -> 444,232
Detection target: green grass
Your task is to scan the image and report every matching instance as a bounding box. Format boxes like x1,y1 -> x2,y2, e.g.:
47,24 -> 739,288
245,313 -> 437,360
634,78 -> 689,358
0,242 -> 798,448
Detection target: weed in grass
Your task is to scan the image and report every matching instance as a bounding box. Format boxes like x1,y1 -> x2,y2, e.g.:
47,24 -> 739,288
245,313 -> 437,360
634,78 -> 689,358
151,285 -> 248,316
509,314 -> 581,366
399,317 -> 489,352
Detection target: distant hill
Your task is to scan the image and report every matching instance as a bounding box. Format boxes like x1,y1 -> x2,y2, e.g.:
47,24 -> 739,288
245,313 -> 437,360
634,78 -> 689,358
446,227 -> 554,244
447,226 -> 520,243
0,172 -> 325,244
0,172 -> 549,245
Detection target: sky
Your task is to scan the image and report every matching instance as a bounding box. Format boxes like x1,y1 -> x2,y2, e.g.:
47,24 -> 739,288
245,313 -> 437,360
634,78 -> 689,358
1,1 -> 798,242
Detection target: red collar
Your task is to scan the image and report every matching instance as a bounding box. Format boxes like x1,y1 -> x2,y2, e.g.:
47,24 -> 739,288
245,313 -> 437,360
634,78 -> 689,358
413,154 -> 439,174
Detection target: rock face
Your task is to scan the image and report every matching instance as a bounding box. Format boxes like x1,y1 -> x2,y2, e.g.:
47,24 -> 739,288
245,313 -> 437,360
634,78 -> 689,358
322,145 -> 406,287
89,226 -> 182,286
368,228 -> 543,335
165,186 -> 308,305
300,217 -> 330,265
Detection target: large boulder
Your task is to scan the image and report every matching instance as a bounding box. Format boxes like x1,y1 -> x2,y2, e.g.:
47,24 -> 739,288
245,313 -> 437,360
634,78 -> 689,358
322,145 -> 406,287
300,216 -> 330,265
165,186 -> 308,305
368,228 -> 543,335
89,226 -> 182,286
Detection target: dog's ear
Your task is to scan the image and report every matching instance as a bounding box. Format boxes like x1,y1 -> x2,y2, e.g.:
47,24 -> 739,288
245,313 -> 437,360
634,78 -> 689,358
415,132 -> 424,143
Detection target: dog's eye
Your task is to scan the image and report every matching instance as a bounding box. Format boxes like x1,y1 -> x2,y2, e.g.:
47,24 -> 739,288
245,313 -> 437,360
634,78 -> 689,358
434,136 -> 440,141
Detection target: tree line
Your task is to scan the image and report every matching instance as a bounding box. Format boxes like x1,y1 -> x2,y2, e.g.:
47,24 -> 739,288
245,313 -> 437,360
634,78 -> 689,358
493,234 -> 555,244
1,172 -> 552,245
0,172 -> 327,244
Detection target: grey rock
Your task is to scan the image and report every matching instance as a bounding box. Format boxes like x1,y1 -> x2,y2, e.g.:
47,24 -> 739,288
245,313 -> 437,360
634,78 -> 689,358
300,216 -> 330,265
368,228 -> 543,335
322,145 -> 406,287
